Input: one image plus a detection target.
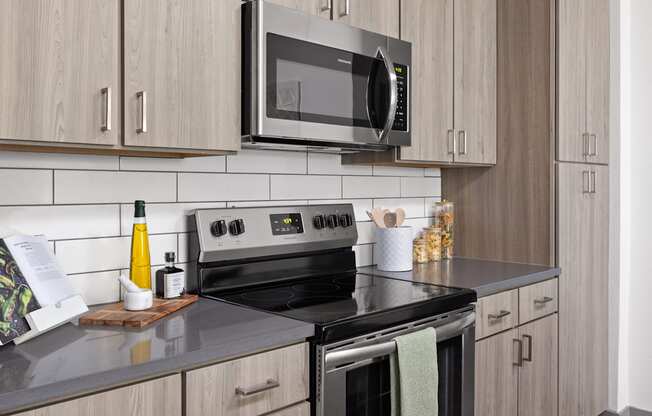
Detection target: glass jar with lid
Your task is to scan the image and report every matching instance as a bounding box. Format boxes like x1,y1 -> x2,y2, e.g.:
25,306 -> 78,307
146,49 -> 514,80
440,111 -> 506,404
424,226 -> 442,262
434,200 -> 454,259
413,238 -> 429,264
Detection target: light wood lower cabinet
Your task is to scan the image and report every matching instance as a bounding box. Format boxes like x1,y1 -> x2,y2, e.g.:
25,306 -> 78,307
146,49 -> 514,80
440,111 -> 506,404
13,375 -> 181,416
268,402 -> 311,416
475,328 -> 519,416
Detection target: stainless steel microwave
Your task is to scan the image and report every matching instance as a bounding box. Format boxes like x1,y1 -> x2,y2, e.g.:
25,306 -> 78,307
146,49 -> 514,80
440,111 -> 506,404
242,0 -> 411,153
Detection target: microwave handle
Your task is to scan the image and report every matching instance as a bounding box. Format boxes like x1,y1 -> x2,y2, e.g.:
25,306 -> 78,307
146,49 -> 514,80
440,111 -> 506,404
324,311 -> 475,369
374,46 -> 398,143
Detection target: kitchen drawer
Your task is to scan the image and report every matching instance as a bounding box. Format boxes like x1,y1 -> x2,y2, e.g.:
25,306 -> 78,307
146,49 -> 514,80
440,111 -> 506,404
268,402 -> 310,416
476,289 -> 518,339
185,343 -> 309,416
519,278 -> 558,325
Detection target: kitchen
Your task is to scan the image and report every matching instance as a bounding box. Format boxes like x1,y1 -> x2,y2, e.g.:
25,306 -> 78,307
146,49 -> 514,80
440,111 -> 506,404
0,0 -> 641,415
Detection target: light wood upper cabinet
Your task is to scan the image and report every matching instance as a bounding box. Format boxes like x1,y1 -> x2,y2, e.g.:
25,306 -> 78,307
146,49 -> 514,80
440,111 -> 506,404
558,163 -> 608,416
0,0 -> 120,146
558,0 -> 609,164
123,0 -> 240,152
475,328 -> 518,416
333,0 -> 399,38
14,375 -> 181,416
266,0 -> 331,18
398,0 -> 454,163
454,0 -> 497,165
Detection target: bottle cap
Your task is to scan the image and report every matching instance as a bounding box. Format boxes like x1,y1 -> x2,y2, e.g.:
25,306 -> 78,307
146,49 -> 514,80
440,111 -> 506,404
134,200 -> 146,218
165,252 -> 176,263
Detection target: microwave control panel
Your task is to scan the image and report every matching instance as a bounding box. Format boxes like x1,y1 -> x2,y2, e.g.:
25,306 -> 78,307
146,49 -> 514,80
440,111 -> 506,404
393,64 -> 409,132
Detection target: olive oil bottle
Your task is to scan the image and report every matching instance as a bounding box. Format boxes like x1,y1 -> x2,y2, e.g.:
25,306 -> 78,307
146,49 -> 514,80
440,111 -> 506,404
130,200 -> 151,289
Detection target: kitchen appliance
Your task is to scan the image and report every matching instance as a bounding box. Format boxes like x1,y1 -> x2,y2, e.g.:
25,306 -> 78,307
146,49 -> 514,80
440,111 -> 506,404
189,204 -> 475,416
242,0 -> 411,153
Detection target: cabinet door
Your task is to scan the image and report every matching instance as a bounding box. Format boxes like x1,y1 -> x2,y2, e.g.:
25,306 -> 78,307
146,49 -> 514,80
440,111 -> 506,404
124,0 -> 240,151
14,375 -> 181,416
557,0 -> 588,162
475,328 -> 518,416
398,0 -> 454,163
333,0 -> 399,37
0,0 -> 120,145
585,0 -> 610,164
518,315 -> 558,416
558,163 -> 609,416
267,0 -> 331,18
453,0 -> 497,165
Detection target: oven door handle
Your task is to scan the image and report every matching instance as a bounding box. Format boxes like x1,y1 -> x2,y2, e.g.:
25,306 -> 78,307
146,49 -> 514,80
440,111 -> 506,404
324,312 -> 475,369
374,46 -> 398,144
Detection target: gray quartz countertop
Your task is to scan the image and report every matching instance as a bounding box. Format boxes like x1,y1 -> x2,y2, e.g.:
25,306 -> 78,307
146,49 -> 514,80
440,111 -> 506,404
0,298 -> 314,415
358,257 -> 560,298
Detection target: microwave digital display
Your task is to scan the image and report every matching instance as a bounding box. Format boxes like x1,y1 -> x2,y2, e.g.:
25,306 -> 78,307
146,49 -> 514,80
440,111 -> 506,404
270,213 -> 304,235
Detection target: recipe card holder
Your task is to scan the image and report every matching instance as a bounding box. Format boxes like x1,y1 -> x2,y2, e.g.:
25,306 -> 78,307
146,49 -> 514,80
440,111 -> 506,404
13,294 -> 89,345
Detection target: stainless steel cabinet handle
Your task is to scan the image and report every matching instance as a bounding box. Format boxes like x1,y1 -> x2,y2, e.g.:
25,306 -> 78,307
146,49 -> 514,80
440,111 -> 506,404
534,296 -> 554,305
235,379 -> 280,397
488,310 -> 511,321
447,129 -> 455,155
458,130 -> 467,155
582,170 -> 590,194
136,91 -> 147,134
590,170 -> 596,194
101,87 -> 112,132
339,0 -> 350,17
321,0 -> 332,12
582,133 -> 589,158
589,134 -> 598,157
513,338 -> 523,367
522,334 -> 533,362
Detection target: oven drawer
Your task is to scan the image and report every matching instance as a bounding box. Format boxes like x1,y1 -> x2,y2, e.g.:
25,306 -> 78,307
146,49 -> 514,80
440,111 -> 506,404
518,278 -> 558,325
186,343 -> 309,416
268,402 -> 310,416
476,289 -> 518,339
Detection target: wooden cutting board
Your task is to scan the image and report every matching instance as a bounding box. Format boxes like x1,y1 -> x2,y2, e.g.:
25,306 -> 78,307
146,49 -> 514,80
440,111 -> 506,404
79,294 -> 198,328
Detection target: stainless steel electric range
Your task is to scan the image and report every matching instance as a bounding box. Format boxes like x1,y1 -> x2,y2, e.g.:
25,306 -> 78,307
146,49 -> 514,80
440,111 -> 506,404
189,204 -> 476,416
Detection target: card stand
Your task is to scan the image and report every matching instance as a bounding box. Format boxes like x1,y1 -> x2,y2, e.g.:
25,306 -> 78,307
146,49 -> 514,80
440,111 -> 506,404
13,295 -> 89,345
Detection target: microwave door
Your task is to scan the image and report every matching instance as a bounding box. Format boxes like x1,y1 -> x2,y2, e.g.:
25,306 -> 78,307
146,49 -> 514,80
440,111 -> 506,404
366,47 -> 398,144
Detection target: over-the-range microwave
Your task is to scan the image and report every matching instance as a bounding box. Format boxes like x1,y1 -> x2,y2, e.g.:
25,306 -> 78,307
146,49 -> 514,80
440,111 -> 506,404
242,0 -> 411,153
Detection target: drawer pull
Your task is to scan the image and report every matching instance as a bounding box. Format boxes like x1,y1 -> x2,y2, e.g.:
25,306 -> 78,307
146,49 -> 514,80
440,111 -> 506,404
534,296 -> 554,305
235,379 -> 280,397
488,310 -> 511,321
513,338 -> 523,367
523,334 -> 533,362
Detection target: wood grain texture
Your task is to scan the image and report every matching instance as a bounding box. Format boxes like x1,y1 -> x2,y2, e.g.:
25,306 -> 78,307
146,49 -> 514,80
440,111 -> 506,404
267,0 -> 331,18
474,328 -> 518,416
334,0 -> 399,37
186,343 -> 309,416
557,0 -> 587,162
558,163 -> 609,416
79,295 -> 198,328
268,402 -> 310,416
13,375 -> 181,416
0,0 -> 120,145
476,289 -> 518,340
398,0 -> 453,163
518,278 -> 558,325
124,0 -> 240,151
518,314 -> 558,416
442,0 -> 553,265
453,0 -> 497,165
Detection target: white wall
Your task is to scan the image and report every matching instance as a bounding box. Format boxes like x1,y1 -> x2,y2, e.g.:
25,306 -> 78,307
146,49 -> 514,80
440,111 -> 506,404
0,150 -> 441,306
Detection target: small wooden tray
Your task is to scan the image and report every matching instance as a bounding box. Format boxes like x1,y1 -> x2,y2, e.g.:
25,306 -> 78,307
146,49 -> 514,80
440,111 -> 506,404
79,294 -> 198,328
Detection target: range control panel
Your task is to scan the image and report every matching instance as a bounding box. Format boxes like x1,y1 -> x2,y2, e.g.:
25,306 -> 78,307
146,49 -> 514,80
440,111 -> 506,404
194,204 -> 358,263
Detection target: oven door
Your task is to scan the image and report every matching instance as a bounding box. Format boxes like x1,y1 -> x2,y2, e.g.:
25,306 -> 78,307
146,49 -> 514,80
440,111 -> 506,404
316,308 -> 475,416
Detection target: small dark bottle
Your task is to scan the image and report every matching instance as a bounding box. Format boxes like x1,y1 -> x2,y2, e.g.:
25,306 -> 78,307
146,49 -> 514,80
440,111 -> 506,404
155,252 -> 185,299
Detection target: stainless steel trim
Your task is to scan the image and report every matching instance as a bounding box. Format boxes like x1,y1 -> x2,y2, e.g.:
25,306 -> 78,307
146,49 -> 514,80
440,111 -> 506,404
458,130 -> 467,155
101,87 -> 111,132
590,134 -> 598,156
235,379 -> 280,397
582,170 -> 590,194
513,338 -> 523,367
375,46 -> 398,143
447,129 -> 455,155
523,334 -> 533,362
488,310 -> 511,321
339,0 -> 351,17
590,170 -> 597,194
136,91 -> 147,134
534,296 -> 554,305
582,133 -> 589,157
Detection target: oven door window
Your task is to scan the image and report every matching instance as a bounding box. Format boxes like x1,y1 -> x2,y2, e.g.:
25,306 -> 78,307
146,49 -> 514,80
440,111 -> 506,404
266,33 -> 390,129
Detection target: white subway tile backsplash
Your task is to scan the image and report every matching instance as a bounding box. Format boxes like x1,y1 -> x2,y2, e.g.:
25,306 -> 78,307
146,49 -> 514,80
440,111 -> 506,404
0,151 -> 119,170
228,150 -> 307,174
343,176 -> 400,198
0,205 -> 119,240
373,198 -> 425,219
308,199 -> 372,221
177,233 -> 198,263
373,166 -> 424,177
120,156 -> 226,173
424,168 -> 442,177
307,153 -> 372,176
353,244 -> 374,267
425,197 -> 443,217
0,169 -> 52,205
228,200 -> 307,208
178,173 -> 269,202
271,175 -> 341,200
120,202 -> 227,235
54,171 -> 176,204
356,221 -> 376,245
400,177 -> 441,197
68,271 -> 121,305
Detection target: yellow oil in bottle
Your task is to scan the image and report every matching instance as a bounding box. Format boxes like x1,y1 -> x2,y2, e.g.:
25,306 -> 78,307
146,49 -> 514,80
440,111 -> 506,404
130,200 -> 151,289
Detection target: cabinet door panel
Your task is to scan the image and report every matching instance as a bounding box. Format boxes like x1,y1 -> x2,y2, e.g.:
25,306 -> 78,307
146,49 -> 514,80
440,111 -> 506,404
124,0 -> 240,151
474,329 -> 518,416
454,0 -> 497,165
518,315 -> 558,416
0,0 -> 119,145
267,0 -> 331,18
334,0 -> 399,37
557,0 -> 588,162
398,0 -> 453,163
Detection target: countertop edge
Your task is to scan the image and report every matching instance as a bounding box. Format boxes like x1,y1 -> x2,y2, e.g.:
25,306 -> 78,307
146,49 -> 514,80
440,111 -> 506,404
475,267 -> 561,298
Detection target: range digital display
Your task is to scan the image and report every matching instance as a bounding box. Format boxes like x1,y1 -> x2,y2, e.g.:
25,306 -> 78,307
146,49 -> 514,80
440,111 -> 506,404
270,213 -> 304,235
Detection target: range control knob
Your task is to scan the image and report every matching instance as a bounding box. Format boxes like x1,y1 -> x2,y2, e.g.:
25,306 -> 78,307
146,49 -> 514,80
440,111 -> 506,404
210,220 -> 228,237
326,214 -> 339,229
228,219 -> 245,236
313,215 -> 326,230
339,214 -> 353,228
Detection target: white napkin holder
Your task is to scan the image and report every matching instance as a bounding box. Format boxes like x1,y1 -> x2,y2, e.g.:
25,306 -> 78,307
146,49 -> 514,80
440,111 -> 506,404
13,294 -> 89,345
375,226 -> 413,272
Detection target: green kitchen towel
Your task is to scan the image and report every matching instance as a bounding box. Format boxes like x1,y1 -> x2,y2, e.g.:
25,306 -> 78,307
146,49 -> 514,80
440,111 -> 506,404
390,327 -> 439,416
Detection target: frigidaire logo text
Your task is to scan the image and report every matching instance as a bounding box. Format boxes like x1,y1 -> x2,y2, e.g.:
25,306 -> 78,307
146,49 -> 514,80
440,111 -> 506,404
337,58 -> 352,65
